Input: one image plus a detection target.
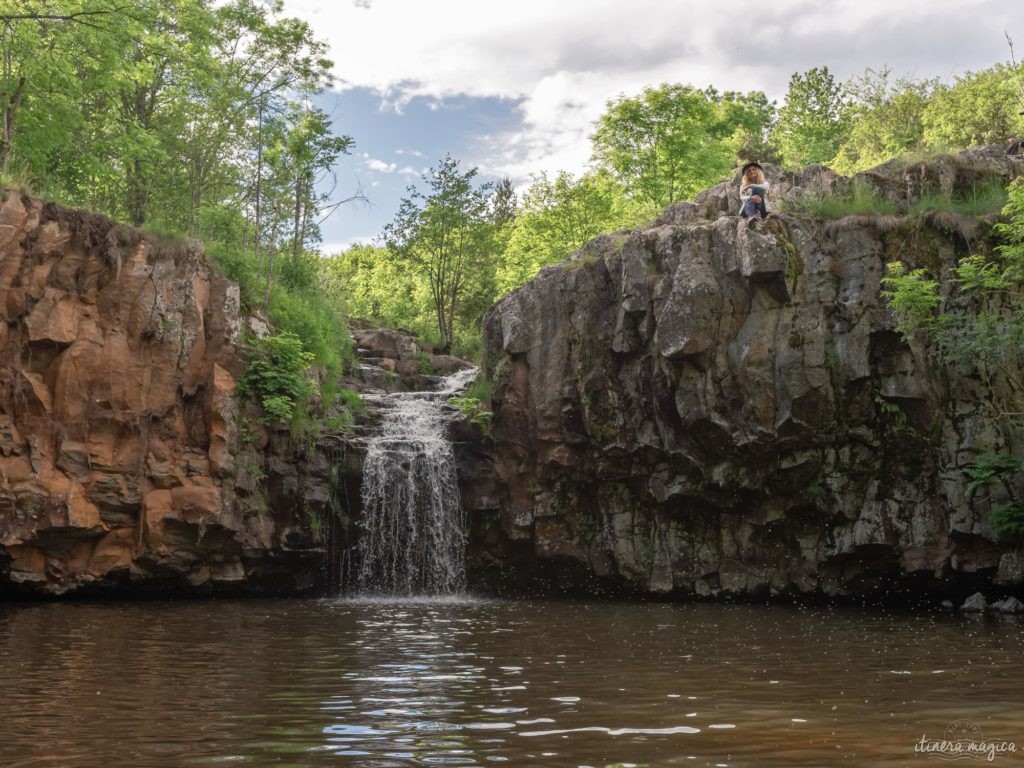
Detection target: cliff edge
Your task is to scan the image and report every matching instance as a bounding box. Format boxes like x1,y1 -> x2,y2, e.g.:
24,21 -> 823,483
467,147 -> 1024,602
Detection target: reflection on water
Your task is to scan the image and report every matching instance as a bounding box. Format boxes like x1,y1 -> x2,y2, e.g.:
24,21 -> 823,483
0,597 -> 1021,766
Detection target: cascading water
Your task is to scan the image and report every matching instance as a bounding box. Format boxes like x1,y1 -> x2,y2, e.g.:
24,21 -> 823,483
355,367 -> 477,596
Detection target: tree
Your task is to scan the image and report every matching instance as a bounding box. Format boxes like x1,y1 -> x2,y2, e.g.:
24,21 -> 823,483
921,63 -> 1024,150
720,89 -> 779,164
0,0 -> 359,386
495,171 -> 628,296
383,155 -> 493,353
327,243 -> 429,332
490,176 -> 517,226
591,83 -> 773,211
773,66 -> 848,168
0,0 -> 131,182
831,68 -> 937,174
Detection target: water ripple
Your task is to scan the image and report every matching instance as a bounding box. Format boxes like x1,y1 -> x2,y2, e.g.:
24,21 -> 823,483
0,599 -> 1022,766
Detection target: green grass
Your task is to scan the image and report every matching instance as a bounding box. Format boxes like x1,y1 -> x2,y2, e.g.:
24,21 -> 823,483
0,164 -> 43,197
800,178 -> 898,218
465,372 -> 492,404
909,180 -> 1008,217
337,387 -> 366,413
207,240 -> 354,378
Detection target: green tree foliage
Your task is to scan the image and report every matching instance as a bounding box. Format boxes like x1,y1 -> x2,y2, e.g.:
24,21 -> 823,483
773,66 -> 848,168
724,89 -> 778,165
1,0 -> 347,236
258,103 -> 353,304
881,179 -> 1024,534
831,68 -> 937,174
591,83 -> 774,210
921,63 -> 1024,150
495,171 -> 636,295
1,0 -> 130,188
0,0 -> 356,408
831,62 -> 1024,174
237,332 -> 314,422
383,155 -> 494,352
325,243 -> 427,333
490,176 -> 517,226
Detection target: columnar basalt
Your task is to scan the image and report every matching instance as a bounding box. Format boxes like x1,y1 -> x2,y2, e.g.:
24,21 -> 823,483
465,148 -> 1024,601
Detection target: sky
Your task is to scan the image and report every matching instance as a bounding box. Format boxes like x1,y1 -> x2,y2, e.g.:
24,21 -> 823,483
283,0 -> 1022,252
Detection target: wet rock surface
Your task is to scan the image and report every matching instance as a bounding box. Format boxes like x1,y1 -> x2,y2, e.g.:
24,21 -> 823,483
463,147 -> 1024,603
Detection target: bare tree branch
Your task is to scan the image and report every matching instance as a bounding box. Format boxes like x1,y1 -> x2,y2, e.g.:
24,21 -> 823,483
1006,31 -> 1024,115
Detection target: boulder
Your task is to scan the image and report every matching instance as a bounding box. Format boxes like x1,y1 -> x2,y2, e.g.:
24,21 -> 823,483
990,596 -> 1024,613
961,592 -> 988,612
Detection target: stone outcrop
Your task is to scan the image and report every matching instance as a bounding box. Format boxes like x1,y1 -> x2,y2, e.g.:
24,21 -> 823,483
0,192 -> 327,595
466,147 -> 1024,603
350,322 -> 471,389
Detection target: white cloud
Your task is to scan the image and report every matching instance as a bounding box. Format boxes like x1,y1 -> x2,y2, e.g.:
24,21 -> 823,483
361,153 -> 419,176
364,156 -> 397,173
290,0 -> 1017,179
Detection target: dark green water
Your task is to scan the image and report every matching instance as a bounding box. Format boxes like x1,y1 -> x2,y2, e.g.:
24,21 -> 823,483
0,598 -> 1020,767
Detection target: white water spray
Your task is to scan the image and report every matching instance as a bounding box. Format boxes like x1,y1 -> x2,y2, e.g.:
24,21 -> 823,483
356,368 -> 476,595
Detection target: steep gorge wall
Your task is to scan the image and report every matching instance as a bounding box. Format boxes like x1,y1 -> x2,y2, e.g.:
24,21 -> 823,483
465,148 -> 1024,602
0,191 -> 328,595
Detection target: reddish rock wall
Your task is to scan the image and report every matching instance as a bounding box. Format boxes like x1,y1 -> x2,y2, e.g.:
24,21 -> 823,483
0,192 -> 322,595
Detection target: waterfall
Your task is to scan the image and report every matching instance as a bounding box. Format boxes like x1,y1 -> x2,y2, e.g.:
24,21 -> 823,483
355,367 -> 477,596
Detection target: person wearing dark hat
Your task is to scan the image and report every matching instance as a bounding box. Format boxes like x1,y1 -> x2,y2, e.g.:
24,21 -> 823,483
739,161 -> 770,221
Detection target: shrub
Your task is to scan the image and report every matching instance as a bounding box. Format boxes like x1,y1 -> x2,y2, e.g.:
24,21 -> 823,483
447,394 -> 493,440
879,262 -> 942,339
989,504 -> 1024,536
237,333 -> 315,423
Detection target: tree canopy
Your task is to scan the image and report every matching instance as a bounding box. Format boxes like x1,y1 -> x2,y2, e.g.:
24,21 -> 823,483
772,66 -> 848,168
6,6 -> 1024,375
591,83 -> 774,211
383,155 -> 494,353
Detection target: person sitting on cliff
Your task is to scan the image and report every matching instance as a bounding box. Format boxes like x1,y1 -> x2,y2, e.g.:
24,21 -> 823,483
739,161 -> 771,222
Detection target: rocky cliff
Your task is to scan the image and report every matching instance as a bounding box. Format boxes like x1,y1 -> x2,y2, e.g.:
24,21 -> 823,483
0,191 -> 332,596
466,147 -> 1024,603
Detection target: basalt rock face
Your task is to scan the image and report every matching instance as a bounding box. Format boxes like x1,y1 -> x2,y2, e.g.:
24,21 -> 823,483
467,147 -> 1024,602
0,192 -> 326,596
